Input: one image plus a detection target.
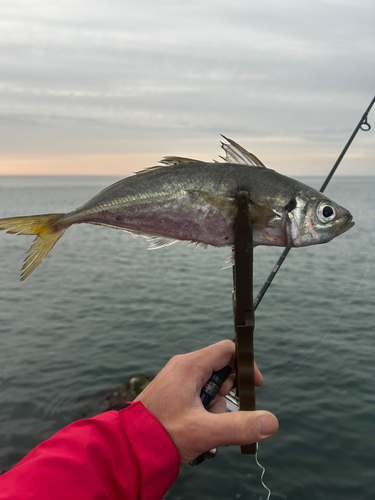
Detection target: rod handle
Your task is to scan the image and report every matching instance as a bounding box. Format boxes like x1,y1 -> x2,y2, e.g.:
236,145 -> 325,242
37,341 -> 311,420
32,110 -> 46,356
189,366 -> 231,466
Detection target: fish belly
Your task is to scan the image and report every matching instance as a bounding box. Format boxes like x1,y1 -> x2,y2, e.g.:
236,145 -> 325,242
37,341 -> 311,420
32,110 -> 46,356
68,195 -> 236,247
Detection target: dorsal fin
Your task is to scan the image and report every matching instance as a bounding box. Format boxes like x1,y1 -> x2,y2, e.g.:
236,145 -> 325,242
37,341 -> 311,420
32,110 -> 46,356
135,136 -> 266,175
220,135 -> 267,168
160,156 -> 202,166
135,157 -> 203,175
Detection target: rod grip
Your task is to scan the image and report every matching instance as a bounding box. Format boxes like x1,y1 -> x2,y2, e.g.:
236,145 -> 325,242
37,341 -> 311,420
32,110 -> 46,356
189,365 -> 232,466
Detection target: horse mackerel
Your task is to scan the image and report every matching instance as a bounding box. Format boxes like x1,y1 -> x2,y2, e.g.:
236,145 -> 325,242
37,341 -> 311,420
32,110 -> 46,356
0,137 -> 354,281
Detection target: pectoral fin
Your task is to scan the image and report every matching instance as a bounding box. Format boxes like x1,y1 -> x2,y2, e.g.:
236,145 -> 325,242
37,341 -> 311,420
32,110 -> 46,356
198,191 -> 235,217
248,200 -> 279,227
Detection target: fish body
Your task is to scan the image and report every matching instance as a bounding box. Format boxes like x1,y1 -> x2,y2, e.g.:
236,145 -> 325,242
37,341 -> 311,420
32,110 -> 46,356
0,137 -> 354,280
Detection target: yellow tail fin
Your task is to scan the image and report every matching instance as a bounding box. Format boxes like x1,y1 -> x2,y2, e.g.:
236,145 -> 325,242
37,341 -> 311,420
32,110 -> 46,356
0,214 -> 67,281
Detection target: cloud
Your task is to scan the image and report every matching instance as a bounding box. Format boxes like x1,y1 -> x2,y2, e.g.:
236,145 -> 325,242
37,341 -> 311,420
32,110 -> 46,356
0,0 -> 374,175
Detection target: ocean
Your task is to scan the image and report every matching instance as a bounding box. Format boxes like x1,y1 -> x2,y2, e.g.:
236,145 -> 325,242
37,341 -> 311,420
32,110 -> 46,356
0,175 -> 374,499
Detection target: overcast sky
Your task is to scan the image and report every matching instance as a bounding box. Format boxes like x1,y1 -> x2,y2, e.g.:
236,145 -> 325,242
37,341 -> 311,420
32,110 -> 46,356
0,0 -> 374,175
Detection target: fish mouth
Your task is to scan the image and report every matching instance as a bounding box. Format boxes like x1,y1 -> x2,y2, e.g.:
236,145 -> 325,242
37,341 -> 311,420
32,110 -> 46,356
337,217 -> 355,236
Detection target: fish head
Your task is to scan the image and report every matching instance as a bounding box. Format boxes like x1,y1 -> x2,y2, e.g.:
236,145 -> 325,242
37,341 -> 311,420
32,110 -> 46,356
285,190 -> 354,247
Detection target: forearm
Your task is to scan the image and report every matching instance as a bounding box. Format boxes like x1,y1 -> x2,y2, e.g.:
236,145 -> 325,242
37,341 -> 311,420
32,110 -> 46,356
0,402 -> 180,500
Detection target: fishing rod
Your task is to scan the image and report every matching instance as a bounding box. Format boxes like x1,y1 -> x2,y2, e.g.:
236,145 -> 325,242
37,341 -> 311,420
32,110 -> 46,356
192,96 -> 375,467
253,95 -> 375,311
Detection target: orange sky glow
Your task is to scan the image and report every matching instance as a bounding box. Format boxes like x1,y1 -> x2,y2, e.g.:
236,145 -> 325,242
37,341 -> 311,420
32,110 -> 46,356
0,137 -> 372,177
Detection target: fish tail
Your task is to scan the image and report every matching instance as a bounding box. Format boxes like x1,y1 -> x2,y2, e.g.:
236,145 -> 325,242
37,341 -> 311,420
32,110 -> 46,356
0,214 -> 68,281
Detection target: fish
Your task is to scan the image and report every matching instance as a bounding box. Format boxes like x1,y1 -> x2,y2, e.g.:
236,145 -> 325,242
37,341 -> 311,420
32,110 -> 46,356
0,136 -> 354,281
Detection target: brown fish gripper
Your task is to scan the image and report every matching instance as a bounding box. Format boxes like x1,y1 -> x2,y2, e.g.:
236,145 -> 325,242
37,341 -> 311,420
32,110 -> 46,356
233,190 -> 256,455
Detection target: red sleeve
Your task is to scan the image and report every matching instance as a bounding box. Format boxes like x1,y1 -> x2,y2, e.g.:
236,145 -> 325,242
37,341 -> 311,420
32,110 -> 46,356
0,401 -> 180,500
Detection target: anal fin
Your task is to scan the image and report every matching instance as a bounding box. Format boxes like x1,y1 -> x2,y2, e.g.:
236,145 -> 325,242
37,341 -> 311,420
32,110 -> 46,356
146,236 -> 179,249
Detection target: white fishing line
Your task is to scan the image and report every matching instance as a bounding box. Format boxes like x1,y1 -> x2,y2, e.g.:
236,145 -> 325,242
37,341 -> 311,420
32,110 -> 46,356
257,253 -> 375,403
255,442 -> 271,500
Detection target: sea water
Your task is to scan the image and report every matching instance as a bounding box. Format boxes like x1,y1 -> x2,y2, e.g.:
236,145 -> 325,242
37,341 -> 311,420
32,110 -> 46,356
0,175 -> 374,499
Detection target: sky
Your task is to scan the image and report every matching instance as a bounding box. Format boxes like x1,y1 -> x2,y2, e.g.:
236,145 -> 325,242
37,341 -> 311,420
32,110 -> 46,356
0,0 -> 374,176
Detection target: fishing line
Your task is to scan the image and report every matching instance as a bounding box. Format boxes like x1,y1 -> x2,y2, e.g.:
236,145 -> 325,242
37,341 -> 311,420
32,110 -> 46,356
255,443 -> 271,500
232,254 -> 374,500
257,252 -> 374,404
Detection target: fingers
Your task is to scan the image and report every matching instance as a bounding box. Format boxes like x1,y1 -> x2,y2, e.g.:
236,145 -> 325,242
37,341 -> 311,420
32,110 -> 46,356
185,340 -> 263,391
207,411 -> 279,448
254,361 -> 263,386
179,410 -> 279,464
207,395 -> 227,414
218,372 -> 236,395
186,340 -> 236,386
218,360 -> 263,397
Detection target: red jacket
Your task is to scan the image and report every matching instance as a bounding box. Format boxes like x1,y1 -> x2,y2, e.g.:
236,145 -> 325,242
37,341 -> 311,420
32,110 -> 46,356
0,401 -> 180,500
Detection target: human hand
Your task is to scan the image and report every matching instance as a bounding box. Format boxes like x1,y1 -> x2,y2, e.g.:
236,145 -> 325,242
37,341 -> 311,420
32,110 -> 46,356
135,340 -> 279,465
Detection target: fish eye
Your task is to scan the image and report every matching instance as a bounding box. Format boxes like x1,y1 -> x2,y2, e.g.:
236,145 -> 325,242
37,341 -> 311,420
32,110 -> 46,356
317,202 -> 336,223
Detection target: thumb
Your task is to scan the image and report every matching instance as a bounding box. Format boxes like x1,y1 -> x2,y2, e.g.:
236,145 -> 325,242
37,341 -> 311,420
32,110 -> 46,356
204,410 -> 279,450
